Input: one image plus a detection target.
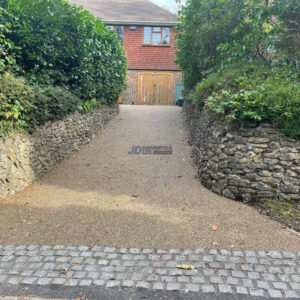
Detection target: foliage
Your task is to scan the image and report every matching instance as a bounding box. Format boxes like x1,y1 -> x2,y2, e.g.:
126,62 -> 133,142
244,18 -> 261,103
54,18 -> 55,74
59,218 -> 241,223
0,72 -> 35,136
0,72 -> 85,137
189,61 -> 271,106
32,85 -> 81,125
176,0 -> 299,89
5,0 -> 127,104
271,0 -> 300,75
78,99 -> 100,113
0,4 -> 19,73
177,0 -> 300,138
0,0 -> 127,137
191,62 -> 300,138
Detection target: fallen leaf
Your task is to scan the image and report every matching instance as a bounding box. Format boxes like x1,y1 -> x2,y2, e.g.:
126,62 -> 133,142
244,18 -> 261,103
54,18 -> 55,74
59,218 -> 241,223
212,225 -> 218,231
60,267 -> 68,275
176,264 -> 195,270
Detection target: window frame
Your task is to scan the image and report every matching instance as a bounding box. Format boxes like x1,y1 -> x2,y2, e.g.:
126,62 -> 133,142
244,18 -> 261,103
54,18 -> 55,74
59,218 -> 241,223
143,27 -> 171,46
107,25 -> 124,42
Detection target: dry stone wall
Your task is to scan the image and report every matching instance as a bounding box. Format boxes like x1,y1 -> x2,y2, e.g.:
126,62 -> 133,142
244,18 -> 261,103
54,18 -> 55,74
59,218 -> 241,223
184,101 -> 300,202
0,105 -> 119,198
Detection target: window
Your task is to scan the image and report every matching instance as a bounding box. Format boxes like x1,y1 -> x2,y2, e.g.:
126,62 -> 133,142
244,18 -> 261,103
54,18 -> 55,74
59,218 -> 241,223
143,27 -> 171,45
106,25 -> 124,42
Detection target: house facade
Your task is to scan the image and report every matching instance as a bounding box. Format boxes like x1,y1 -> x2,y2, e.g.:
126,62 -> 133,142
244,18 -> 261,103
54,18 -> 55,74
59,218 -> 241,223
69,0 -> 183,105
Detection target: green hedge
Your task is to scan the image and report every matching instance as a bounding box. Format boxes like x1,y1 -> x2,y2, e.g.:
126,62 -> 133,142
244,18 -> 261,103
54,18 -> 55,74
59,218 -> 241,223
0,0 -> 127,137
0,72 -> 84,137
0,73 -> 35,136
5,0 -> 126,104
0,5 -> 19,73
177,0 -> 300,139
32,85 -> 81,125
189,62 -> 300,138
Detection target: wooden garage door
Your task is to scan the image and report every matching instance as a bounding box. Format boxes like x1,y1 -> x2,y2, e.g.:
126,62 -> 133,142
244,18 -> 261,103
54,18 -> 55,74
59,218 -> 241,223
137,72 -> 174,105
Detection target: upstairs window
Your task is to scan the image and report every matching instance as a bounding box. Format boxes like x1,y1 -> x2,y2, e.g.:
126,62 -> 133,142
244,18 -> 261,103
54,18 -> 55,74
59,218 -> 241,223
144,27 -> 171,45
107,25 -> 124,42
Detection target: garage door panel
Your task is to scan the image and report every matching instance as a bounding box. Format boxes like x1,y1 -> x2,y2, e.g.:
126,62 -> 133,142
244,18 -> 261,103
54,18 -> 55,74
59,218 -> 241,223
137,72 -> 174,105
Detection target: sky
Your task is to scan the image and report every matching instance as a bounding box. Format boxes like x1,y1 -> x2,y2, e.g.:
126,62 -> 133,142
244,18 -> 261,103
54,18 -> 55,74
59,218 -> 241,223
150,0 -> 183,13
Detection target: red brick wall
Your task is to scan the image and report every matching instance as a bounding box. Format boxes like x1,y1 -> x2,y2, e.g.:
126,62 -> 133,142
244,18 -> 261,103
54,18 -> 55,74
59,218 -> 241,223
123,25 -> 180,71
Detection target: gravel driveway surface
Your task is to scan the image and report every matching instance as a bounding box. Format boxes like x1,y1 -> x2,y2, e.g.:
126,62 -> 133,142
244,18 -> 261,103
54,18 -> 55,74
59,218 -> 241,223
0,105 -> 299,250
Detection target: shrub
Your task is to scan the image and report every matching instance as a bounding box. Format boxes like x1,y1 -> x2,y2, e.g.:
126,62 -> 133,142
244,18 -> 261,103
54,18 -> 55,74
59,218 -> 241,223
0,72 -> 36,136
0,5 -> 19,73
78,99 -> 100,113
272,0 -> 300,76
189,61 -> 271,104
32,86 -> 81,125
0,73 -> 87,137
263,77 -> 300,138
193,64 -> 300,138
176,0 -> 300,90
5,0 -> 126,104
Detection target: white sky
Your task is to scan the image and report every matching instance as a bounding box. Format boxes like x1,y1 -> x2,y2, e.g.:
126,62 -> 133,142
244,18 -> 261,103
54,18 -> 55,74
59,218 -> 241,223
150,0 -> 182,13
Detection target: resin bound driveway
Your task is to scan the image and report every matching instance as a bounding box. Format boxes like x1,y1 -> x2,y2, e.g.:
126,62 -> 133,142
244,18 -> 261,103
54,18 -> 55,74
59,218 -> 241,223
0,105 -> 299,250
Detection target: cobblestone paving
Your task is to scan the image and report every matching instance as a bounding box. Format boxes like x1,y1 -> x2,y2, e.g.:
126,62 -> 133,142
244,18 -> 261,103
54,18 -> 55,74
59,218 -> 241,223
0,245 -> 299,298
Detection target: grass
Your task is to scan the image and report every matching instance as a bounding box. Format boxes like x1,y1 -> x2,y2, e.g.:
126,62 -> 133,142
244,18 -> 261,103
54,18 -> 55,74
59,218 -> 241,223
254,198 -> 300,232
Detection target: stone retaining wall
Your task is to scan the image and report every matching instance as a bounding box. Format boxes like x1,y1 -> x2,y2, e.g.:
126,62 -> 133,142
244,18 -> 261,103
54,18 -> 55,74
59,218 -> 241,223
0,104 -> 119,198
184,101 -> 300,202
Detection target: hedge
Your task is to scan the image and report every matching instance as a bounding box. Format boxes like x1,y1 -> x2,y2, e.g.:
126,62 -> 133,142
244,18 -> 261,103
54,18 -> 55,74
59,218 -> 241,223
0,0 -> 127,137
191,62 -> 300,138
5,0 -> 127,104
177,0 -> 300,138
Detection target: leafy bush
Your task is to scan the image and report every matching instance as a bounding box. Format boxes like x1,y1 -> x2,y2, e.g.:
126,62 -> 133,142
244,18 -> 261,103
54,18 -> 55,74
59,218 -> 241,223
176,0 -> 300,89
190,63 -> 300,138
0,72 -> 36,136
0,0 -> 127,137
32,86 -> 81,124
189,61 -> 271,105
272,0 -> 300,76
78,99 -> 100,113
0,73 -> 86,137
5,0 -> 126,104
0,5 -> 19,73
178,0 -> 300,138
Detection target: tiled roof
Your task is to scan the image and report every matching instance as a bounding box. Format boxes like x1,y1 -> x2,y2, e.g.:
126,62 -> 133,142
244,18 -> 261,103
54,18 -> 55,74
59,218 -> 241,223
69,0 -> 179,25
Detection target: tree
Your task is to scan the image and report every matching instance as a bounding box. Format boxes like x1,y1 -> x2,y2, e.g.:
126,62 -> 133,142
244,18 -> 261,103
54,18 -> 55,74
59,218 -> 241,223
175,0 -> 282,89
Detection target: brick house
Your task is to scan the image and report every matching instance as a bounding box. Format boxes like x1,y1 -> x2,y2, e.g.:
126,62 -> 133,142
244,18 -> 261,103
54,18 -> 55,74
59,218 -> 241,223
69,0 -> 183,105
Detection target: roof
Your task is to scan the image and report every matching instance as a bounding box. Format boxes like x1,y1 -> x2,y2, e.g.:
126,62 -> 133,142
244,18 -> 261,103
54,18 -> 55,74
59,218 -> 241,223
69,0 -> 179,26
